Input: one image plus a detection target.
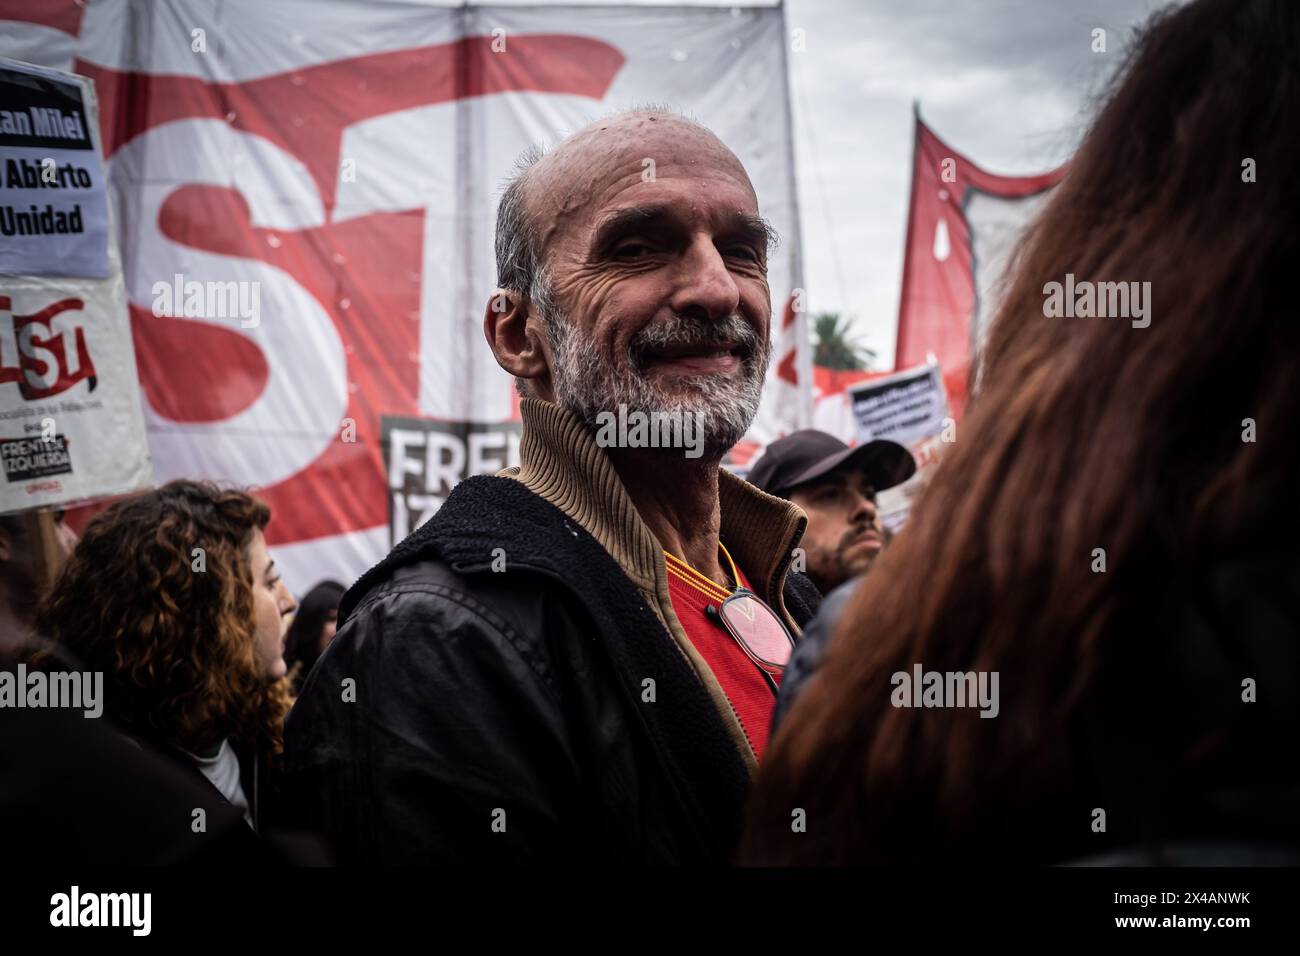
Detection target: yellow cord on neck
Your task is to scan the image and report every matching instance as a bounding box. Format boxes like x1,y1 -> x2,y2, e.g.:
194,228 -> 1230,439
664,541 -> 741,593
717,541 -> 741,590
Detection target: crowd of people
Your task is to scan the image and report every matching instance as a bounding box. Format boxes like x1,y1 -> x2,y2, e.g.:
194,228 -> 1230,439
2,0 -> 1297,866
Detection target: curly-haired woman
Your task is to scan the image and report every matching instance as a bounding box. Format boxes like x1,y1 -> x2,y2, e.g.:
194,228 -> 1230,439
38,480 -> 297,834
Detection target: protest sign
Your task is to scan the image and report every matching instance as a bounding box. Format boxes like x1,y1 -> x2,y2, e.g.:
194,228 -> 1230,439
381,415 -> 521,546
847,362 -> 951,531
0,59 -> 109,278
0,57 -> 151,513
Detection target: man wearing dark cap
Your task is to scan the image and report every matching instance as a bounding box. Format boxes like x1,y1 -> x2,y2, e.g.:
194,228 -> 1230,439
747,429 -> 915,595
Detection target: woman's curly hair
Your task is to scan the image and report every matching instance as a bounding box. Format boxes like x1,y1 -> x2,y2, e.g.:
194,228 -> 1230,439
37,480 -> 293,761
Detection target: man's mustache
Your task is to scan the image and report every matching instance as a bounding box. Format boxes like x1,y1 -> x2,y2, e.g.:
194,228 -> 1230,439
840,522 -> 880,551
629,314 -> 763,369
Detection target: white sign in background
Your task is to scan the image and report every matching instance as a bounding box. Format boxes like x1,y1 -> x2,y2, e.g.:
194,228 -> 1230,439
0,59 -> 109,278
848,362 -> 950,532
0,56 -> 151,514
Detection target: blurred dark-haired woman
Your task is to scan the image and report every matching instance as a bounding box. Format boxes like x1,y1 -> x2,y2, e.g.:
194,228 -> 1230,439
284,580 -> 345,695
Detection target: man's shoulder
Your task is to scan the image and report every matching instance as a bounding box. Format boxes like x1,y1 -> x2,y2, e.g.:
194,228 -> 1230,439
346,555 -> 554,640
346,543 -> 574,656
338,474 -> 592,619
293,553 -> 573,734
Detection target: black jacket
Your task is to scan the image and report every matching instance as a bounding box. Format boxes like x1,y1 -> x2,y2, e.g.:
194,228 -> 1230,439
0,685 -> 270,866
120,724 -> 326,863
284,475 -> 820,864
770,578 -> 860,734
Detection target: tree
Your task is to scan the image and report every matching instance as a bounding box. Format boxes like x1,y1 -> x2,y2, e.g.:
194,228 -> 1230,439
812,312 -> 875,370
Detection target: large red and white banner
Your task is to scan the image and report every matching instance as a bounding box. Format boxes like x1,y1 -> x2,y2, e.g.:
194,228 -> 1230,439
0,0 -> 808,593
894,109 -> 1064,419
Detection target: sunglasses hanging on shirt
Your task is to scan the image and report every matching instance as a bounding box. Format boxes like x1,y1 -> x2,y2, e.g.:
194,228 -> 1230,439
705,588 -> 794,696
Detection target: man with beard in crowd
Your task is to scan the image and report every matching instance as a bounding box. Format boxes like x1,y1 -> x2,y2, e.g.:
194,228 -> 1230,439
745,430 -> 914,733
285,108 -> 822,864
747,429 -> 915,596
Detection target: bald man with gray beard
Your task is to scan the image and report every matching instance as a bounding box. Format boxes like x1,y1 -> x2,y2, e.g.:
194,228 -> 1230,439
285,110 -> 821,863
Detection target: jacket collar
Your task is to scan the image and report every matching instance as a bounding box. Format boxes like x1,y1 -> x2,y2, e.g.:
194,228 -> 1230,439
504,398 -> 807,623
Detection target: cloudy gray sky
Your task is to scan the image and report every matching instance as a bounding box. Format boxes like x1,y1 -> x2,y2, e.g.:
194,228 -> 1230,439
782,0 -> 1183,366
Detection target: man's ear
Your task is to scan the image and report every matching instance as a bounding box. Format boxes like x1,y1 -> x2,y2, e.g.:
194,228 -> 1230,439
483,290 -> 551,391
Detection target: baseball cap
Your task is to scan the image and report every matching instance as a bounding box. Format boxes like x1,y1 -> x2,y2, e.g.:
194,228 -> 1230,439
746,429 -> 916,498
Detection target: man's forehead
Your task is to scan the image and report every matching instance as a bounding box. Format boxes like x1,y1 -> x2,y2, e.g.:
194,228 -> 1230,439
526,115 -> 758,240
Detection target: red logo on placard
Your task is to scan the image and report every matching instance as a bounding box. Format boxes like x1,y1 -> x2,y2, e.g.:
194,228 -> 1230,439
0,295 -> 97,401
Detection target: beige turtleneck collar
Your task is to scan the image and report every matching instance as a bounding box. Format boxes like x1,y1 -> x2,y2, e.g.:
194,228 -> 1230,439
499,397 -> 809,772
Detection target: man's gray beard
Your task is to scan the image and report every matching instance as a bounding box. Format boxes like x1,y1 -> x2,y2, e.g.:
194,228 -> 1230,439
544,306 -> 769,460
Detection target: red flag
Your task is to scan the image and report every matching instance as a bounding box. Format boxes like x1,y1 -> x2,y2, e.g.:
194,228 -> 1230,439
894,107 -> 1064,417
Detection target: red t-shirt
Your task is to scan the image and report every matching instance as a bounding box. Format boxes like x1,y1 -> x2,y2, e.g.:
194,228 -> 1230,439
664,548 -> 782,760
